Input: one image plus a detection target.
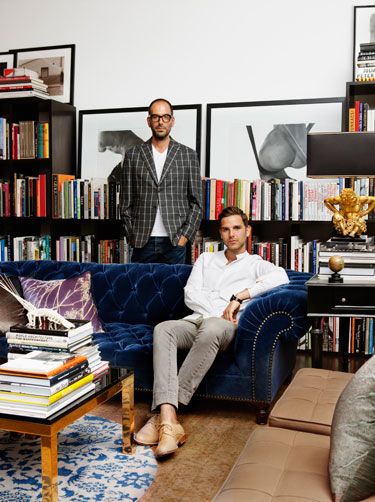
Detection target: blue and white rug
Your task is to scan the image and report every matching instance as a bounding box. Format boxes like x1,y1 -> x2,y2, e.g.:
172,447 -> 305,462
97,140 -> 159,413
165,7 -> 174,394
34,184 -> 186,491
0,415 -> 157,501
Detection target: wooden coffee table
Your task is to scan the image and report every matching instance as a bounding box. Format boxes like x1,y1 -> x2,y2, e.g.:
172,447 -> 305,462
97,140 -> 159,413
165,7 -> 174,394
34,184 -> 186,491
0,367 -> 135,502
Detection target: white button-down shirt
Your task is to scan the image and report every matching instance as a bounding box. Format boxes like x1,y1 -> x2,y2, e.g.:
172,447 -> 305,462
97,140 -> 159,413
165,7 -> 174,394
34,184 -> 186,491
184,250 -> 289,320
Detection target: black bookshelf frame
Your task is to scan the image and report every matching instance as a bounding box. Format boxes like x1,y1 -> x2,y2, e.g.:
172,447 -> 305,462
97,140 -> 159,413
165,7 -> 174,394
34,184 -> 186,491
77,104 -> 202,179
205,97 -> 345,178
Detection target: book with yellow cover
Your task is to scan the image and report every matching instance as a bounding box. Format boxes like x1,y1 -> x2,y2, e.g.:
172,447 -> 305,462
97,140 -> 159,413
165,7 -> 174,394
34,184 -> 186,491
0,372 -> 93,405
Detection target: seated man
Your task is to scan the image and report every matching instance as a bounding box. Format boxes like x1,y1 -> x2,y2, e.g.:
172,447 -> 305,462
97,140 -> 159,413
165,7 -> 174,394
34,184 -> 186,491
134,206 -> 289,458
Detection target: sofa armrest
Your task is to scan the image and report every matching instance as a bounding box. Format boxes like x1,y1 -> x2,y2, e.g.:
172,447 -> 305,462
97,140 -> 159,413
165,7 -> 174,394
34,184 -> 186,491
234,282 -> 311,403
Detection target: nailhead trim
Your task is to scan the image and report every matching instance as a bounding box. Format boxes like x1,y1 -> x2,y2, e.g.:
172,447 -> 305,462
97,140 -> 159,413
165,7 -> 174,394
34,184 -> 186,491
251,311 -> 294,401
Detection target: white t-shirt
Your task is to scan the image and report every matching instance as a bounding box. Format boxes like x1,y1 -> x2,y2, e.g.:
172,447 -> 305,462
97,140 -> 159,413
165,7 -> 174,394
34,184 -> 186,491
150,145 -> 168,237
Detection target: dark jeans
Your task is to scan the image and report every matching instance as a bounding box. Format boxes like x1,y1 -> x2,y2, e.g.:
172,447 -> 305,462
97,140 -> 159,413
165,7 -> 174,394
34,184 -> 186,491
131,237 -> 187,264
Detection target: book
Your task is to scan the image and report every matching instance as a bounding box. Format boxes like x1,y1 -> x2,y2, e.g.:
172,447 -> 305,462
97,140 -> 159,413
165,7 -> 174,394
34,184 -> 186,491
3,67 -> 40,79
9,319 -> 93,337
0,360 -> 89,387
0,90 -> 49,100
0,368 -> 91,396
0,351 -> 87,377
0,373 -> 94,405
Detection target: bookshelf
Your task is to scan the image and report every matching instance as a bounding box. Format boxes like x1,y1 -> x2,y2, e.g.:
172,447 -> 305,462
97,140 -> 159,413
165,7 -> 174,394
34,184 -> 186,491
0,97 -> 124,262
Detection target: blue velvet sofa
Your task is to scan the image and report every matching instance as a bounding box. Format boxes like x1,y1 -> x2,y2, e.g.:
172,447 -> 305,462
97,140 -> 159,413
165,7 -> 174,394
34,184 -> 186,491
0,261 -> 312,422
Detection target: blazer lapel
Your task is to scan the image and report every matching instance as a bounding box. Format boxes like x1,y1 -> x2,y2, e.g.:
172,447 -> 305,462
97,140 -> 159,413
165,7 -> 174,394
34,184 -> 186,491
159,138 -> 180,185
139,140 -> 158,185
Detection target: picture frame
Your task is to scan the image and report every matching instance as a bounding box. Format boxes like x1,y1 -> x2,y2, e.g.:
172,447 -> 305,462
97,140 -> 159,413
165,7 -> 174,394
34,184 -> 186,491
0,52 -> 15,76
78,104 -> 202,181
14,44 -> 75,104
206,97 -> 344,181
353,5 -> 375,81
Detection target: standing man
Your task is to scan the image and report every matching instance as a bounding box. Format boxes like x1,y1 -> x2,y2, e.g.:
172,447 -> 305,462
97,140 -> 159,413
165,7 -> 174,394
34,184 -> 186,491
120,98 -> 202,264
134,206 -> 289,458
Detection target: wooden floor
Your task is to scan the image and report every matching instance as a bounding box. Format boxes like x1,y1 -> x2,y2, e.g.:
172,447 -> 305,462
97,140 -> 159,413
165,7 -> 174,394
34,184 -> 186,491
92,352 -> 365,501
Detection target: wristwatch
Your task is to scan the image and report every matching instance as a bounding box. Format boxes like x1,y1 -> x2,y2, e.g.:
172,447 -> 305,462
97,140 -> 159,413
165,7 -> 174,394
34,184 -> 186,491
230,294 -> 243,304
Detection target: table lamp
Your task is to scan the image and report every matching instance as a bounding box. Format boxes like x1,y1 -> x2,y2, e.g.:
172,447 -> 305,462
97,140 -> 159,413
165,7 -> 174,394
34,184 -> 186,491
307,132 -> 375,238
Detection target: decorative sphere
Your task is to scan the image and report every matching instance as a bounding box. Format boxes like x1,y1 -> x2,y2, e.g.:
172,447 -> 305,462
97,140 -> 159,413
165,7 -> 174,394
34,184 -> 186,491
328,255 -> 345,273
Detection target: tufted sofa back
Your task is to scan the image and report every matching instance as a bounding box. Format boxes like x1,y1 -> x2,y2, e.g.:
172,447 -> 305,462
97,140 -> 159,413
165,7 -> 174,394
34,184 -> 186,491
0,261 -> 192,326
0,261 -> 311,327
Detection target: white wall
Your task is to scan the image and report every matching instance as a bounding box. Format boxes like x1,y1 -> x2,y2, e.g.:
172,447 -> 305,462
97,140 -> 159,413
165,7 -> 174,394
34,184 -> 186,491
0,0 -> 370,170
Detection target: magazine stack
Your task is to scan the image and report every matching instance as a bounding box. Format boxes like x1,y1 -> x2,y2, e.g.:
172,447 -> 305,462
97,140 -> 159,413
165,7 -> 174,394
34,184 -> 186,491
0,351 -> 95,418
6,319 -> 109,382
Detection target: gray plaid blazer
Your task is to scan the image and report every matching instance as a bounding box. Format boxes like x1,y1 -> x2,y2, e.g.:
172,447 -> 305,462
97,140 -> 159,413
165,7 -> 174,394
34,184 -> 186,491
120,137 -> 202,248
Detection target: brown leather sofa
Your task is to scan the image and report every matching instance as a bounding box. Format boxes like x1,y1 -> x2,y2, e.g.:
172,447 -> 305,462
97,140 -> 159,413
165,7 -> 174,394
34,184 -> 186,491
213,368 -> 375,502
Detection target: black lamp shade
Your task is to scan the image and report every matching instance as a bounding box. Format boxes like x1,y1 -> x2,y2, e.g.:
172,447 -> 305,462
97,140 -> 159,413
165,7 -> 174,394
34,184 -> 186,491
307,132 -> 375,178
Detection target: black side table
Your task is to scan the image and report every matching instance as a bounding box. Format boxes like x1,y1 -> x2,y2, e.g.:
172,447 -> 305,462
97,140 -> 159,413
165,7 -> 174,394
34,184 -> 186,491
306,275 -> 375,371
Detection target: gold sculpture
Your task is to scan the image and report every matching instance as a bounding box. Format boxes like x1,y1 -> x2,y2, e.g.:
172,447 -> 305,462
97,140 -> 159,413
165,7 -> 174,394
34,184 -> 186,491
324,188 -> 375,238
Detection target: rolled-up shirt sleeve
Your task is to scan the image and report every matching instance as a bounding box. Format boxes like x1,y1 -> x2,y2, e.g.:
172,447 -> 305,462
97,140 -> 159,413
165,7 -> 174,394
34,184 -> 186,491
248,260 -> 289,299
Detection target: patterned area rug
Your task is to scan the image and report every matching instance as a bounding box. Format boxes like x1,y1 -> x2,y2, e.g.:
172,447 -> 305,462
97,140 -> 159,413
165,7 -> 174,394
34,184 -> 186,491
0,415 -> 157,501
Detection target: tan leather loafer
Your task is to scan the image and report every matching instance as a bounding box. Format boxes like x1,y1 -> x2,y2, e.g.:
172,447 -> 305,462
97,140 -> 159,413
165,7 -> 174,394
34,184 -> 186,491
133,415 -> 160,446
154,422 -> 187,458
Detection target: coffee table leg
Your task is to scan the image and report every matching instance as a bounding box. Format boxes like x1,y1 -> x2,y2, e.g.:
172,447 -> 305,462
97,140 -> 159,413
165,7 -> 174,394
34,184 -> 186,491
121,373 -> 135,454
41,434 -> 58,502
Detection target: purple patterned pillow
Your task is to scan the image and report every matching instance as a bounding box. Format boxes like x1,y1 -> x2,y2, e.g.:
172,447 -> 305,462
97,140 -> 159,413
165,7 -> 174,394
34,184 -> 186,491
20,272 -> 103,332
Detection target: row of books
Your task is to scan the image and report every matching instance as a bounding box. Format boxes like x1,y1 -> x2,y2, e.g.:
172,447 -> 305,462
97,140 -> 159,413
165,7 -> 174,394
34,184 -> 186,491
348,100 -> 375,132
299,316 -> 374,356
13,172 -> 47,217
56,235 -> 131,263
202,178 -> 341,221
191,230 -> 320,272
0,318 -> 109,418
0,67 -> 49,100
0,119 -> 49,160
0,234 -> 131,263
52,175 -> 121,220
0,174 -> 121,220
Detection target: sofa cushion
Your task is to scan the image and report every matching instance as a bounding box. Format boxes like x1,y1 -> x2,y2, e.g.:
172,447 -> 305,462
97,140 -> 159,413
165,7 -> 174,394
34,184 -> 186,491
93,322 -> 153,368
269,368 -> 353,435
0,276 -> 27,335
20,272 -> 103,332
213,426 -> 332,502
329,356 -> 375,502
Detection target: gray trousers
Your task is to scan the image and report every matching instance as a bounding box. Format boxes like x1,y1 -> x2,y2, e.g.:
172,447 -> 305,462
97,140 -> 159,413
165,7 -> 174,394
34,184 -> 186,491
152,317 -> 237,410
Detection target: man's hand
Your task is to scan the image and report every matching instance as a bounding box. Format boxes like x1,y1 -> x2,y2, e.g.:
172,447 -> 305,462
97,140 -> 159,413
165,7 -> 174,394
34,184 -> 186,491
178,235 -> 188,247
222,300 -> 240,324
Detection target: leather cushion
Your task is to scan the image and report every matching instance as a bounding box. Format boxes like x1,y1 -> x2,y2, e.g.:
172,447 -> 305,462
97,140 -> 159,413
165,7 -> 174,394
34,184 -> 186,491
269,368 -> 353,435
20,271 -> 103,332
329,356 -> 375,502
0,275 -> 27,334
213,426 -> 332,502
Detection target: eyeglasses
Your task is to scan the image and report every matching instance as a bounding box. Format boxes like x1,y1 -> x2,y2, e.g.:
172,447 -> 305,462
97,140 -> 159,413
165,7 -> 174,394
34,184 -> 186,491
149,114 -> 172,123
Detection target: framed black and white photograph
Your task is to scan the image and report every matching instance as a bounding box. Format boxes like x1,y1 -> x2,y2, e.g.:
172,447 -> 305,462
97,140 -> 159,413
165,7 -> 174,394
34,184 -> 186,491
14,44 -> 75,104
78,104 -> 202,182
206,98 -> 344,181
0,52 -> 15,76
353,5 -> 375,81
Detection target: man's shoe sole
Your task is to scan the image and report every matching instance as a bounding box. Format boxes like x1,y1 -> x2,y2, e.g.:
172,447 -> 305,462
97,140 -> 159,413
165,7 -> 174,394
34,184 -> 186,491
133,433 -> 159,446
154,434 -> 187,458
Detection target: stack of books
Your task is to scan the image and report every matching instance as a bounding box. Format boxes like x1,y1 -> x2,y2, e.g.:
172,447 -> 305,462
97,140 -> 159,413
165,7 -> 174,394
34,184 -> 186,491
0,68 -> 49,99
6,319 -> 109,379
0,351 -> 95,418
318,237 -> 375,280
